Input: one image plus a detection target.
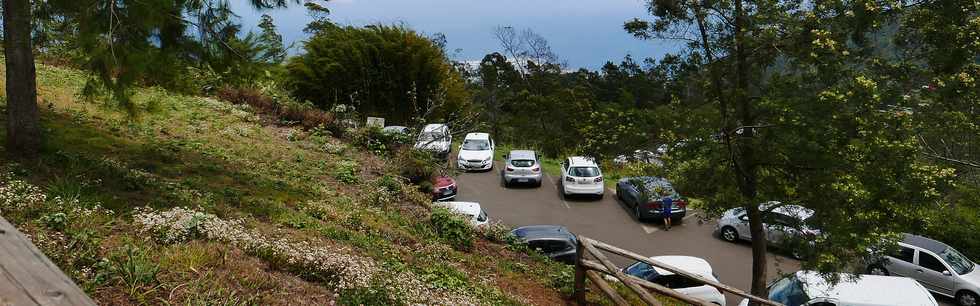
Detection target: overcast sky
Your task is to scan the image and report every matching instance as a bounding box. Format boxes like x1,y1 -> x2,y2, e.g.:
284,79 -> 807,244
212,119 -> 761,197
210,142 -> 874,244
231,0 -> 679,70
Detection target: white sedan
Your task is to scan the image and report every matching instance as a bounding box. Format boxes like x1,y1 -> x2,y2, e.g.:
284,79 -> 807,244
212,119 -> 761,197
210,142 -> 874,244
621,256 -> 726,305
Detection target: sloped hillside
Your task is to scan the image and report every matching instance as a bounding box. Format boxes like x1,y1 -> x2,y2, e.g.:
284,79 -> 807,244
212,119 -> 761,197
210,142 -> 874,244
0,62 -> 574,305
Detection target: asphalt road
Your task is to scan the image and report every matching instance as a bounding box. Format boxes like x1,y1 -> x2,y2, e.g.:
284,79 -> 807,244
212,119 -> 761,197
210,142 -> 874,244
453,163 -> 955,306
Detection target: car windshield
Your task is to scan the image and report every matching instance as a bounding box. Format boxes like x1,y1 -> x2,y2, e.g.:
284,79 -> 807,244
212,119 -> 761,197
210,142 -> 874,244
419,132 -> 444,142
569,166 -> 599,177
462,139 -> 490,150
940,247 -> 975,275
511,159 -> 535,167
625,262 -> 659,281
767,276 -> 809,306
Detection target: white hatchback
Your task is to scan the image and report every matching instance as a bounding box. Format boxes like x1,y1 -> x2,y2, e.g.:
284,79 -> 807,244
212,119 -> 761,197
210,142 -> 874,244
560,156 -> 604,198
457,133 -> 495,171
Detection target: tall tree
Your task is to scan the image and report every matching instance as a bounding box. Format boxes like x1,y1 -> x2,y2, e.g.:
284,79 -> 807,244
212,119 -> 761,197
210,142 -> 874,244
627,0 -> 956,301
3,0 -> 41,158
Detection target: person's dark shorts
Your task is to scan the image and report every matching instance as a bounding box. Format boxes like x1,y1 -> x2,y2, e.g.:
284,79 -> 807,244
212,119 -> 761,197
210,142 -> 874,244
662,207 -> 672,218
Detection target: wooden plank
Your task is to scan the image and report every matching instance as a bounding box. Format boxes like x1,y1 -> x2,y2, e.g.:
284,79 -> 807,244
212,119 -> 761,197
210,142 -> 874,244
0,216 -> 97,306
585,270 -> 630,306
586,237 -> 783,306
581,237 -> 663,306
581,259 -> 712,306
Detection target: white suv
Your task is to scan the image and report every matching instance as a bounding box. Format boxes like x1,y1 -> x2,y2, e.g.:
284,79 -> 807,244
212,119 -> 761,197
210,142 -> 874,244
457,133 -> 495,171
740,270 -> 938,306
414,124 -> 452,160
560,156 -> 604,198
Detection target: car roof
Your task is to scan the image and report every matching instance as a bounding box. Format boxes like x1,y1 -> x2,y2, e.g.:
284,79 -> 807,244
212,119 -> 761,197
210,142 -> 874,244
508,150 -> 536,160
421,124 -> 447,132
648,256 -> 715,280
760,202 -> 814,220
434,201 -> 481,216
794,271 -> 936,305
901,233 -> 950,254
464,132 -> 490,140
511,225 -> 576,241
568,156 -> 597,167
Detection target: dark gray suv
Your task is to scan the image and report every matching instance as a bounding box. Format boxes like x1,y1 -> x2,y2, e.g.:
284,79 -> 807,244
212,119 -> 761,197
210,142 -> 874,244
511,225 -> 578,265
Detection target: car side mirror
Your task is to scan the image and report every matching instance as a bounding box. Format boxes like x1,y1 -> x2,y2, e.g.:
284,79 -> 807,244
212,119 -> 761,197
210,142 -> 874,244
943,270 -> 952,276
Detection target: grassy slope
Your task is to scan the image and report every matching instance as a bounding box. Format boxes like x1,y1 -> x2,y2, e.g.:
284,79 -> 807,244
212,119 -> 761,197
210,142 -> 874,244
0,62 -> 588,305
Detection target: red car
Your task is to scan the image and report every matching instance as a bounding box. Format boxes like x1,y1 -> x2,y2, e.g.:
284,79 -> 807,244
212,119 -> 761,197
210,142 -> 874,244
431,176 -> 457,201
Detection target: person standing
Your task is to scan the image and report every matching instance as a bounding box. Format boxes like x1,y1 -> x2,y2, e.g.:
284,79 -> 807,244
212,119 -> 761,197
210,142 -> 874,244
661,195 -> 673,230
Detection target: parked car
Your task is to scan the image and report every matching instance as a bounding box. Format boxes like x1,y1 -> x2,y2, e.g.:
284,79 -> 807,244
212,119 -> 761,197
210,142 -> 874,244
382,125 -> 410,135
715,202 -> 819,259
430,175 -> 457,201
560,156 -> 604,199
612,149 -> 663,166
621,256 -> 725,305
739,270 -> 938,306
866,233 -> 979,306
510,225 -> 577,264
615,176 -> 687,221
457,133 -> 495,171
414,124 -> 452,160
501,150 -> 542,187
433,201 -> 488,227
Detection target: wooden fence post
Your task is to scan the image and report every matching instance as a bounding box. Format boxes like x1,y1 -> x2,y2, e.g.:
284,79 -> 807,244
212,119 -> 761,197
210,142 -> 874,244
574,236 -> 587,305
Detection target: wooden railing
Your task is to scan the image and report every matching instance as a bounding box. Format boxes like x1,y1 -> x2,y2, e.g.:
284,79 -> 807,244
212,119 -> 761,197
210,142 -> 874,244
573,236 -> 782,306
0,216 -> 96,306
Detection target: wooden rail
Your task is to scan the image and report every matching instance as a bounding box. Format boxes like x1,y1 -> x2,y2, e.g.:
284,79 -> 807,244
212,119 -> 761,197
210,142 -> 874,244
0,216 -> 97,306
573,235 -> 782,306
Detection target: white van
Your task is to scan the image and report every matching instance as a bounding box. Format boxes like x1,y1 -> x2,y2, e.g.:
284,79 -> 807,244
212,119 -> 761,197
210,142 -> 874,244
739,271 -> 938,306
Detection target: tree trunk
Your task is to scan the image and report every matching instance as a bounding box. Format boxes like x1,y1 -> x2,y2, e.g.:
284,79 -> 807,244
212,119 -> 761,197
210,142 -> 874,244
731,0 -> 768,302
3,0 -> 41,158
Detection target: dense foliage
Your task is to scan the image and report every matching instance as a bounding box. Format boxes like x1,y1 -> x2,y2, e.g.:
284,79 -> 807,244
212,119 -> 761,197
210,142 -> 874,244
287,24 -> 470,125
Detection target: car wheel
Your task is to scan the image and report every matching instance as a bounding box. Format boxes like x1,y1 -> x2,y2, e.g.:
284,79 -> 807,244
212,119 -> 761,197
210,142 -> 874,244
720,226 -> 739,242
866,264 -> 889,276
958,291 -> 979,306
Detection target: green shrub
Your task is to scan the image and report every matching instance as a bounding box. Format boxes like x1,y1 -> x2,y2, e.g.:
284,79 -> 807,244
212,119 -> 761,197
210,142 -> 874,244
333,160 -> 360,184
430,207 -> 474,251
392,148 -> 438,184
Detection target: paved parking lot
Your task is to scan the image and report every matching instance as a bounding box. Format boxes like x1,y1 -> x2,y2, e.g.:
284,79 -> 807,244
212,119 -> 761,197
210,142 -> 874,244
453,164 -> 955,305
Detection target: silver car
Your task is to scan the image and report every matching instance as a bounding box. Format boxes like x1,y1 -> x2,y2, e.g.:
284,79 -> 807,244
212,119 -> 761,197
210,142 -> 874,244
867,233 -> 980,306
715,202 -> 819,259
501,150 -> 542,187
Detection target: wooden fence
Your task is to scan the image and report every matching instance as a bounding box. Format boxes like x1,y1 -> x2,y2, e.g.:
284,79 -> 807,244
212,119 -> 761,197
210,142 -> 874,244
573,235 -> 782,306
0,216 -> 96,306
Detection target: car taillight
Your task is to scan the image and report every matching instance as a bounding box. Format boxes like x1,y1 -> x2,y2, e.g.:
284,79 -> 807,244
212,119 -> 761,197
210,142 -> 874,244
646,202 -> 662,209
565,176 -> 574,182
531,166 -> 540,172
594,177 -> 603,183
506,166 -> 514,172
677,199 -> 687,208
